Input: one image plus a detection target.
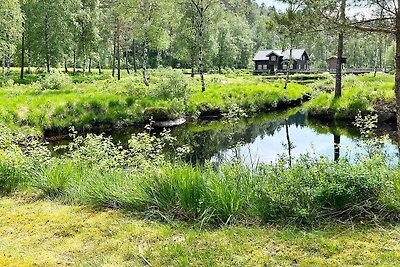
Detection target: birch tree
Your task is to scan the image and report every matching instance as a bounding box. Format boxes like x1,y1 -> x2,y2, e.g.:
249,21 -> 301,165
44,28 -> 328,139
0,0 -> 22,80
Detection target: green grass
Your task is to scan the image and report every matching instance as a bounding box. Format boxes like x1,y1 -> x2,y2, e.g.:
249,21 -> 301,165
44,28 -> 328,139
1,195 -> 400,266
0,68 -> 311,135
307,73 -> 395,121
1,125 -> 399,225
189,81 -> 311,115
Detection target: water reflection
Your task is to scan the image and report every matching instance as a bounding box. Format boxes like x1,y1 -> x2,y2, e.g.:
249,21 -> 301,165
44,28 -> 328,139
47,109 -> 398,164
334,134 -> 341,162
175,111 -> 397,164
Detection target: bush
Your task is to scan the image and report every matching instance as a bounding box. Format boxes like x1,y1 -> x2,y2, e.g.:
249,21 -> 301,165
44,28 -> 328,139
41,72 -> 71,90
149,69 -> 191,102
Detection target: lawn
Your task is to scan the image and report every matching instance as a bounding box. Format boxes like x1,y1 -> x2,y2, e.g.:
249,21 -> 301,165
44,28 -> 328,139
1,195 -> 400,267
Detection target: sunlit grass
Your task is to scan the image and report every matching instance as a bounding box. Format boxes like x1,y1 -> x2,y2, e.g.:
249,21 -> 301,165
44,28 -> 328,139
0,69 -> 311,134
1,195 -> 400,266
307,73 -> 395,120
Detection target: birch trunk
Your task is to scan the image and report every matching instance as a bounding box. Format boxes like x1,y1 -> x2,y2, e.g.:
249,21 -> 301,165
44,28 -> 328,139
21,22 -> 25,80
45,14 -> 51,73
143,38 -> 150,86
198,1 -> 205,92
73,49 -> 76,75
125,48 -> 130,74
6,54 -> 11,81
395,3 -> 400,145
132,39 -> 137,73
1,51 -> 4,79
112,17 -> 117,77
116,18 -> 121,81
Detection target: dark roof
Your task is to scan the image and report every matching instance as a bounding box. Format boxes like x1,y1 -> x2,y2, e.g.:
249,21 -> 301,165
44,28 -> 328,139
253,49 -> 308,61
253,50 -> 283,61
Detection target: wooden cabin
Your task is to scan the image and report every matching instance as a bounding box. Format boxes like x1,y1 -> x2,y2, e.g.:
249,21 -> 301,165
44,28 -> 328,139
253,49 -> 310,74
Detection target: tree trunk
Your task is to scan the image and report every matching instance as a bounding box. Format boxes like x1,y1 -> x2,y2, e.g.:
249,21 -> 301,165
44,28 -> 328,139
284,46 -> 293,90
83,43 -> 86,76
64,59 -> 68,73
73,49 -> 76,75
143,37 -> 150,86
1,50 -> 4,79
98,61 -> 102,74
112,17 -> 117,77
374,47 -> 378,77
198,3 -> 205,92
28,48 -> 31,74
20,22 -> 25,80
190,44 -> 196,78
395,6 -> 400,146
156,49 -> 161,68
89,57 -> 92,73
335,32 -> 344,97
132,39 -> 137,73
116,18 -> 121,81
335,0 -> 346,98
6,54 -> 11,81
125,48 -> 130,74
45,14 -> 51,73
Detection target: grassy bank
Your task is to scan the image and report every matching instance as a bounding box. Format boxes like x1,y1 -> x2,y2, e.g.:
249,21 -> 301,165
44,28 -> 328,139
2,196 -> 400,267
0,69 -> 311,135
306,74 -> 395,121
1,124 -> 399,225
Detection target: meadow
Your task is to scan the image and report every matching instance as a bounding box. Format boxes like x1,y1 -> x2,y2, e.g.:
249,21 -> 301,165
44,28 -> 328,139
0,68 -> 311,136
1,69 -> 400,266
306,73 -> 396,121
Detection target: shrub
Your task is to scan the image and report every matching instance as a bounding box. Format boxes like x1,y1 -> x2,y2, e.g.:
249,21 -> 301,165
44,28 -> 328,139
149,69 -> 191,102
41,72 -> 71,90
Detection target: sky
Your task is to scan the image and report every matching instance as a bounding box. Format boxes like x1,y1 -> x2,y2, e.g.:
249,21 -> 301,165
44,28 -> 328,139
255,0 -> 288,11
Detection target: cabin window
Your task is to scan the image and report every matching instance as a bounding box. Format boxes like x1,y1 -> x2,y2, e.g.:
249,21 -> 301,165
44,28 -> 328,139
263,65 -> 268,70
257,64 -> 262,70
271,55 -> 276,61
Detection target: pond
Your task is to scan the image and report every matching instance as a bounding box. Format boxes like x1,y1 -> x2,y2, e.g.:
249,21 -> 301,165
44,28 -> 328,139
47,108 -> 398,164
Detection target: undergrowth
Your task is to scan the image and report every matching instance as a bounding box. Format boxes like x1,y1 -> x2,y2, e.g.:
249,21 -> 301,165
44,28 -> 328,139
0,117 -> 398,226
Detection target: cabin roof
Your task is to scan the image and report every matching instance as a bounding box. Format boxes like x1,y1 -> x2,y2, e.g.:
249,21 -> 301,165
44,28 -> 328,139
253,50 -> 283,61
253,49 -> 308,61
282,49 -> 308,60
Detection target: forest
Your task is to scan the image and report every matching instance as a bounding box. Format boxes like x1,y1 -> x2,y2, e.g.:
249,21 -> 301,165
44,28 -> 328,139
0,0 -> 397,80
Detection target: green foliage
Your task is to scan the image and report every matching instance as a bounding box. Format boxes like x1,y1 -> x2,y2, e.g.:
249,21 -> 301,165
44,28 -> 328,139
0,72 -> 311,133
41,72 -> 71,90
0,122 -> 399,225
149,69 -> 191,102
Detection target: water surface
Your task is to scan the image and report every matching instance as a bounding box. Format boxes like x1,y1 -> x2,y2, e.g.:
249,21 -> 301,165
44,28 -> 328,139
47,108 -> 398,164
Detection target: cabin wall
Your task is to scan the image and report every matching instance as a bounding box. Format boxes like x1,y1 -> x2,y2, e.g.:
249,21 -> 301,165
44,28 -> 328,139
254,58 -> 284,73
296,60 -> 308,70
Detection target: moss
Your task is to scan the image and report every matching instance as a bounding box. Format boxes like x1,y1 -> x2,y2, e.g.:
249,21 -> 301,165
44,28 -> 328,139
1,196 -> 400,266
